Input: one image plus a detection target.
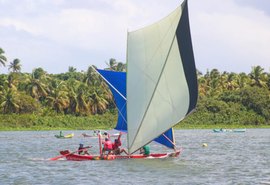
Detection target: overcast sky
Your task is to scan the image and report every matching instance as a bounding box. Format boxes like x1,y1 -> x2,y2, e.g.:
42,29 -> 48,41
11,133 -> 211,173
0,0 -> 270,74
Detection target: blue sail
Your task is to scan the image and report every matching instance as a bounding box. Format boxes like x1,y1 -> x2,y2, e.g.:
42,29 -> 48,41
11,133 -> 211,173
97,69 -> 127,131
97,69 -> 175,149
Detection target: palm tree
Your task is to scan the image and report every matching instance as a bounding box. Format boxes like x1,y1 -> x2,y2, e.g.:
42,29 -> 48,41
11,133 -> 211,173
235,72 -> 249,89
249,66 -> 267,87
115,62 -> 126,72
0,48 -> 7,67
8,59 -> 21,72
87,86 -> 109,114
198,77 -> 210,98
210,69 -> 220,80
33,67 -> 47,79
224,73 -> 238,90
84,66 -> 99,86
25,72 -> 48,100
67,89 -> 79,114
105,58 -> 126,71
68,66 -> 77,73
0,75 -> 8,90
65,78 -> 80,114
76,84 -> 89,115
0,87 -> 19,113
106,58 -> 117,71
7,73 -> 19,90
267,73 -> 270,90
46,80 -> 69,113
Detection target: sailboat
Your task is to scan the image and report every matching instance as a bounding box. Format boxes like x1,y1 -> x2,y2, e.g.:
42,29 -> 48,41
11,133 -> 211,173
56,0 -> 198,160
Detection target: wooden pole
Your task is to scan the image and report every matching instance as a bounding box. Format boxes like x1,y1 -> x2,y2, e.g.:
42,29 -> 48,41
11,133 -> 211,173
98,133 -> 102,155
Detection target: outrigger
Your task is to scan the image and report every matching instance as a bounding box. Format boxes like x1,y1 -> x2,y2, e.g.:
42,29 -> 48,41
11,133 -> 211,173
55,134 -> 181,161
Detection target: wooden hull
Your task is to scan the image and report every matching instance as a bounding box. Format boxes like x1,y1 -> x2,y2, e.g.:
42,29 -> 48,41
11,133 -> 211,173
59,150 -> 180,161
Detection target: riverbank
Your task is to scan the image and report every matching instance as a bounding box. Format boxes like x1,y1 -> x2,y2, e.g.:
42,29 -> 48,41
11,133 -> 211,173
0,113 -> 269,131
0,113 -> 117,131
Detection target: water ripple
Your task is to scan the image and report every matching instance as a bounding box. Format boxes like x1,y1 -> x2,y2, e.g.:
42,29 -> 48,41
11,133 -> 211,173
0,129 -> 269,185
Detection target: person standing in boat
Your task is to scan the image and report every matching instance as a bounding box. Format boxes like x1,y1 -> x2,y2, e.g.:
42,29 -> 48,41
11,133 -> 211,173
102,138 -> 113,155
140,145 -> 150,156
112,132 -> 128,155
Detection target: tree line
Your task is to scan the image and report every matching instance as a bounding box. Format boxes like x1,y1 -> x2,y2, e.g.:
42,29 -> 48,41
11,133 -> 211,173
185,66 -> 270,126
0,48 -> 126,116
1,47 -> 270,126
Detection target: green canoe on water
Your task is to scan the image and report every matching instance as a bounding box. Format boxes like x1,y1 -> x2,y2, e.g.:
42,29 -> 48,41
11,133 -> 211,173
55,133 -> 74,139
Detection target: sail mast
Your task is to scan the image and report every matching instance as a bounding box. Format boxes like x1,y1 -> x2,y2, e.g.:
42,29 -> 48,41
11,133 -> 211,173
126,30 -> 131,151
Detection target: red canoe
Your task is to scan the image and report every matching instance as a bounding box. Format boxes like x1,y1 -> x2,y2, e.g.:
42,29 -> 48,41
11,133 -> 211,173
59,150 -> 181,161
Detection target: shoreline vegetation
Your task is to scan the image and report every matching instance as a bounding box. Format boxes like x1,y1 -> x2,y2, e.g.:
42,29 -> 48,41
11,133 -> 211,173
0,113 -> 270,131
0,114 -> 270,131
1,48 -> 270,131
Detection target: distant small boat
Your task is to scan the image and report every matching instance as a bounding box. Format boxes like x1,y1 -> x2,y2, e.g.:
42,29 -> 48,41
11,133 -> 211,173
55,133 -> 74,139
82,131 -> 120,138
82,130 -> 106,137
232,129 -> 246,132
213,129 -> 246,133
213,129 -> 231,133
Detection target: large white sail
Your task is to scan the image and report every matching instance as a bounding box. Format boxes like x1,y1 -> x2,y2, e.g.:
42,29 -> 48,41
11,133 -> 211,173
127,0 -> 198,154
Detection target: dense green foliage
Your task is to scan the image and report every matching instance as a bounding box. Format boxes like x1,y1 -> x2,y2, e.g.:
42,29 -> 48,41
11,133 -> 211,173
0,112 -> 117,130
180,67 -> 270,127
0,47 -> 270,130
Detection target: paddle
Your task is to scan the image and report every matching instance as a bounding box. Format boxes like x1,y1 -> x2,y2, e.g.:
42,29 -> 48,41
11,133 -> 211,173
49,146 -> 92,161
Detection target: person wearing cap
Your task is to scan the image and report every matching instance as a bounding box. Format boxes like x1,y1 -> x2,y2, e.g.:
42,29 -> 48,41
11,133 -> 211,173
78,143 -> 90,155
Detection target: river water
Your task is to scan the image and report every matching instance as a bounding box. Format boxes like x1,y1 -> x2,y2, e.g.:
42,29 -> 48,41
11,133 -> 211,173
0,129 -> 269,185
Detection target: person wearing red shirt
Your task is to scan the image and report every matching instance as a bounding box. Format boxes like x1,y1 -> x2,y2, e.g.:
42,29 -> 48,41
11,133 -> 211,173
102,138 -> 113,155
112,132 -> 128,155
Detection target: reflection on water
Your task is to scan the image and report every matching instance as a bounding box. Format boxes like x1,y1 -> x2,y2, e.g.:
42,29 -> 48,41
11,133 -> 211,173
0,129 -> 269,185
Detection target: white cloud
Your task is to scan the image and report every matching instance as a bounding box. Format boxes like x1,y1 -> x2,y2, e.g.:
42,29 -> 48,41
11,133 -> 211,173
0,18 -> 38,34
189,0 -> 270,73
0,0 -> 270,73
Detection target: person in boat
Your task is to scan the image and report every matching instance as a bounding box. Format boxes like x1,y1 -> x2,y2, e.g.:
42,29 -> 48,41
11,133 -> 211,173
78,143 -> 90,155
140,145 -> 150,156
112,132 -> 128,155
93,130 -> 98,136
82,133 -> 88,137
102,137 -> 113,155
103,131 -> 110,139
59,130 -> 64,137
